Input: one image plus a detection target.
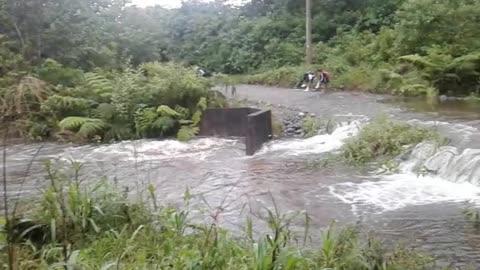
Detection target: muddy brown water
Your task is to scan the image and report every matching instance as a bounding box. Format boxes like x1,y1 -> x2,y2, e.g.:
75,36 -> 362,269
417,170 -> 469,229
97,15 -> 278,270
3,86 -> 480,268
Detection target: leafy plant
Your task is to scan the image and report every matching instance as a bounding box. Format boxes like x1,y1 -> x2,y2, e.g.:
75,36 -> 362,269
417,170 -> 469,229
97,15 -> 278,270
341,116 -> 444,164
135,106 -> 179,138
177,125 -> 199,142
41,95 -> 97,119
84,72 -> 114,100
59,117 -> 108,139
303,116 -> 321,138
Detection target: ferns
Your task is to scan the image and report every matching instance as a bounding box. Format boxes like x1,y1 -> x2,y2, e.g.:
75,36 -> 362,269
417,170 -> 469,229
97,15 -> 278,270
135,106 -> 178,138
177,126 -> 199,142
3,62 -> 213,142
84,72 -> 114,97
152,117 -> 176,133
41,95 -> 97,118
398,52 -> 480,94
398,54 -> 438,69
95,103 -> 117,121
174,97 -> 207,141
196,97 -> 207,111
157,105 -> 180,117
59,117 -> 108,138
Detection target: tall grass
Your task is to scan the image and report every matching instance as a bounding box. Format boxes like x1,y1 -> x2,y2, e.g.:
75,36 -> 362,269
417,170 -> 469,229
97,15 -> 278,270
0,162 -> 440,269
341,116 -> 445,165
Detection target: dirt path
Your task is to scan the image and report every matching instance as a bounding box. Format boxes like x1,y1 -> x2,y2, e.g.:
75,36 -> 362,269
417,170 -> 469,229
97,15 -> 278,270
230,84 -> 396,122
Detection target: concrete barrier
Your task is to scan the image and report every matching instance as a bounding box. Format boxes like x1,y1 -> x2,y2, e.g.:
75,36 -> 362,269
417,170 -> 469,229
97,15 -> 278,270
246,110 -> 272,155
199,108 -> 272,155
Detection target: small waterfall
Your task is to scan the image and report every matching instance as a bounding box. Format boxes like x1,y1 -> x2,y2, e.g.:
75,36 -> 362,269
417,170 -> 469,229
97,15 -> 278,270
409,142 -> 480,185
330,140 -> 480,214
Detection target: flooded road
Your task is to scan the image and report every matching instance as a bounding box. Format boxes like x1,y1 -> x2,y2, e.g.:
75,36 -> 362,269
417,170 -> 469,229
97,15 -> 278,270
4,85 -> 480,268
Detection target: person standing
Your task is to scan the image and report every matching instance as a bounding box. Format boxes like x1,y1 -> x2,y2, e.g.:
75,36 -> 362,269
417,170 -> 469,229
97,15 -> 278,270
314,68 -> 330,90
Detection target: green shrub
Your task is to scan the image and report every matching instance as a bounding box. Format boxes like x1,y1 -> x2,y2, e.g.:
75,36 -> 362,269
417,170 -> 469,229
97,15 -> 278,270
4,62 -> 214,142
37,59 -> 84,87
303,116 -> 321,138
341,116 -> 444,164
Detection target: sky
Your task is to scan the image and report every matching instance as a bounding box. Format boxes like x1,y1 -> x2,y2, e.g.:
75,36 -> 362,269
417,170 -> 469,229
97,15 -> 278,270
130,0 -> 245,8
131,0 -> 182,8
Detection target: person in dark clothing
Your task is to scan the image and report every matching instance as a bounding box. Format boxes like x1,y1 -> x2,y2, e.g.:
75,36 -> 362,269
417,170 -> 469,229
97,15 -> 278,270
297,71 -> 316,91
198,67 -> 212,77
314,68 -> 331,90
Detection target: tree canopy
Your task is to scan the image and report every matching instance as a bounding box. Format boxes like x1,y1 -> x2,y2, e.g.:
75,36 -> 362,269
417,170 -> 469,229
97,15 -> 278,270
1,0 -> 479,96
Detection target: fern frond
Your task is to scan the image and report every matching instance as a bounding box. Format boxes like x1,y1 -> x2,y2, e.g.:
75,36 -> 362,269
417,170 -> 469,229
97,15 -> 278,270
192,111 -> 202,126
447,53 -> 480,70
84,72 -> 114,94
95,103 -> 117,120
152,116 -> 176,134
59,117 -> 90,130
77,120 -> 109,138
174,105 -> 190,119
196,97 -> 207,111
398,54 -> 438,68
41,95 -> 97,115
177,126 -> 199,142
135,108 -> 158,133
59,117 -> 108,138
444,53 -> 480,77
104,124 -> 133,141
157,105 -> 180,117
179,119 -> 194,125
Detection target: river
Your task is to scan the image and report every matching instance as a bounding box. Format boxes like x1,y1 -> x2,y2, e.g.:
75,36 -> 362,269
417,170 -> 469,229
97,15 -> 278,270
3,85 -> 480,268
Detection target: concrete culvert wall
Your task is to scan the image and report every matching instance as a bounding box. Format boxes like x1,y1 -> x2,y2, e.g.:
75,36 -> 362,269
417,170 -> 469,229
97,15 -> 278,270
199,108 -> 272,155
246,110 -> 273,155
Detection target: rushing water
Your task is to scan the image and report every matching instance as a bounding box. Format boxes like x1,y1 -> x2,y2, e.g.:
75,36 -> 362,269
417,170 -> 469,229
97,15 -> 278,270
3,95 -> 480,268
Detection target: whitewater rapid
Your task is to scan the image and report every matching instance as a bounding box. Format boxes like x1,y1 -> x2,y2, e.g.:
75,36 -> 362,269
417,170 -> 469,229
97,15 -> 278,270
5,117 -> 480,218
49,119 -> 480,216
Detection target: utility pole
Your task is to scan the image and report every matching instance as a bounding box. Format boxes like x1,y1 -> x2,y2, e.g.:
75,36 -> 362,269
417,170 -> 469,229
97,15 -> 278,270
305,0 -> 313,65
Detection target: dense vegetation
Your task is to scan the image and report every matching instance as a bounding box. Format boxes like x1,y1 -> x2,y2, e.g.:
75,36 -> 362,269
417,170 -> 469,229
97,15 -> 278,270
1,0 -> 479,126
230,0 -> 480,96
0,0 -> 230,142
0,163 -> 438,269
1,59 -> 219,142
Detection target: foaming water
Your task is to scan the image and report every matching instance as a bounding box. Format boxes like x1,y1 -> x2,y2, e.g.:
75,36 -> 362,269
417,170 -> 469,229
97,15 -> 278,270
408,119 -> 479,147
330,174 -> 480,215
329,134 -> 480,215
59,137 -> 240,162
258,121 -> 360,156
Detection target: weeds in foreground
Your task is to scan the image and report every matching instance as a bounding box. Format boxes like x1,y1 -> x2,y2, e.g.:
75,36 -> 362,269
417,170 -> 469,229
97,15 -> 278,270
0,162 -> 440,269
